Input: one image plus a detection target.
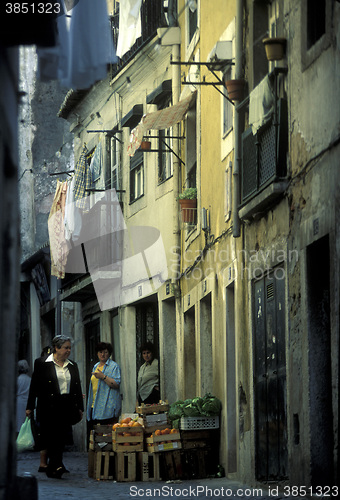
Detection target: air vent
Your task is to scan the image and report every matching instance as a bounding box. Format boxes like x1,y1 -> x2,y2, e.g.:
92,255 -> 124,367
267,282 -> 274,301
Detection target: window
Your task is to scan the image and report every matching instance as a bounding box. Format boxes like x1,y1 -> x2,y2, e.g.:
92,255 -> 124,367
188,0 -> 198,45
301,0 -> 331,70
223,67 -> 233,136
185,100 -> 197,190
158,128 -> 173,183
186,0 -> 198,54
111,136 -> 119,190
130,150 -> 144,203
225,162 -> 232,221
307,0 -> 326,49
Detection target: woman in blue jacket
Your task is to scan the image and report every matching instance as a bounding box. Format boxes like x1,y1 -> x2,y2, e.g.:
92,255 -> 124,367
87,342 -> 121,429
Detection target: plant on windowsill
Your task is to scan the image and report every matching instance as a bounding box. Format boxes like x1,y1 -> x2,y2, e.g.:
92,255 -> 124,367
178,187 -> 197,224
262,37 -> 286,61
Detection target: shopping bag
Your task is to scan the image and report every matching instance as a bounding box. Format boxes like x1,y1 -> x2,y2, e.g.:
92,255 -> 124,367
16,417 -> 35,452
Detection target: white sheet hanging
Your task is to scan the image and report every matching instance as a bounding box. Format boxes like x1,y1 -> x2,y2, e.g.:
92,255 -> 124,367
116,0 -> 142,58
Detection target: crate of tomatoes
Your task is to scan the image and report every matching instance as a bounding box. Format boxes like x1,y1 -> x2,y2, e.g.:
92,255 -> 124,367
112,417 -> 144,452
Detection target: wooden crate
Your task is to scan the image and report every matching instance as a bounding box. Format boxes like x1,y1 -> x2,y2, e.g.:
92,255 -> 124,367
115,452 -> 136,482
138,452 -> 161,481
180,429 -> 212,450
143,413 -> 170,434
181,448 -> 210,479
113,426 -> 144,452
88,450 -> 115,480
136,401 -> 169,415
159,450 -> 182,480
89,429 -> 112,451
145,431 -> 181,453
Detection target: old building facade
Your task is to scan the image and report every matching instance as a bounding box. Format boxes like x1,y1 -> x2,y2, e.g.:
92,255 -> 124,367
18,0 -> 339,490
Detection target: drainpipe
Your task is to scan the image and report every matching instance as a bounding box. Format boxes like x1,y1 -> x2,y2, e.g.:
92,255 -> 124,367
232,0 -> 243,238
172,42 -> 181,284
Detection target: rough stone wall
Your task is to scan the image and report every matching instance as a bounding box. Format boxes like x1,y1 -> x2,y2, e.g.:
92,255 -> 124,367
18,47 -> 74,261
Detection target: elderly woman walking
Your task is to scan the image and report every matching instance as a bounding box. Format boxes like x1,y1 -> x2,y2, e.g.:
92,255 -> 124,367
26,335 -> 84,479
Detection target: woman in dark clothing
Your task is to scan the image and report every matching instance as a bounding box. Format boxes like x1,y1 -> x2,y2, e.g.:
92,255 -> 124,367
137,342 -> 160,405
26,335 -> 84,479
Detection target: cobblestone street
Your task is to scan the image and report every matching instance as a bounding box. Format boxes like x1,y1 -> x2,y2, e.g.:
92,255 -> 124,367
16,451 -> 308,500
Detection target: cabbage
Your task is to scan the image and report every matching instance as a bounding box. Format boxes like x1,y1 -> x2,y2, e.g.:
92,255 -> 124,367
200,393 -> 222,416
168,400 -> 185,420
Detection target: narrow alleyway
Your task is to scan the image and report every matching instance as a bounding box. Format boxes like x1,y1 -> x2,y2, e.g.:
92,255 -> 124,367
16,451 -> 308,500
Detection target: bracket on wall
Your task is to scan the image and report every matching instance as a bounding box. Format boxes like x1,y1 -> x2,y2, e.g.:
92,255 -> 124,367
141,137 -> 185,166
170,59 -> 235,105
87,129 -> 123,143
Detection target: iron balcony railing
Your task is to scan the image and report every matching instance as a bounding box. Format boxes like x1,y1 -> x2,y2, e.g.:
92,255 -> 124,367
111,0 -> 176,78
241,98 -> 288,205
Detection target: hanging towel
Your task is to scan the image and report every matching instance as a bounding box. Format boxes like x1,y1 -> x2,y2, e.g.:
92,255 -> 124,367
73,145 -> 91,211
116,0 -> 142,58
64,175 -> 83,242
48,180 -> 68,279
249,75 -> 274,134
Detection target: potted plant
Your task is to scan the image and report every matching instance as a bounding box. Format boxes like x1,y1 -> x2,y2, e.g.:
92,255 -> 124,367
224,78 -> 246,101
262,37 -> 286,61
178,187 -> 197,223
140,140 -> 151,150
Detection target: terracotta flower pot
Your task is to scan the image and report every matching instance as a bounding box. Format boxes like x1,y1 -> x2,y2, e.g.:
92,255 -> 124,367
140,140 -> 151,151
224,79 -> 246,101
262,37 -> 286,61
179,198 -> 197,224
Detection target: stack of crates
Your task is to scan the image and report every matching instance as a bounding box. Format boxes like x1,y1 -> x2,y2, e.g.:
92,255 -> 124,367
112,416 -> 144,482
88,424 -> 115,480
179,415 -> 220,479
136,401 -> 181,481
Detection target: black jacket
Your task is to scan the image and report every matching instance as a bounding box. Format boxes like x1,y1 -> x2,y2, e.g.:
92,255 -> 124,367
27,358 -> 84,423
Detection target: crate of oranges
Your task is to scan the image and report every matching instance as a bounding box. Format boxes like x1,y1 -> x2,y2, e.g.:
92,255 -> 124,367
145,428 -> 181,453
112,417 -> 144,452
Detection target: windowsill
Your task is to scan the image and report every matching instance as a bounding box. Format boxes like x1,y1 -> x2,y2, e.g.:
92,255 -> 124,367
157,174 -> 173,187
129,194 -> 144,205
239,180 -> 289,221
222,127 -> 233,140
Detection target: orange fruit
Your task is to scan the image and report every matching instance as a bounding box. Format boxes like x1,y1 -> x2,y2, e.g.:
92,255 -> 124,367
123,442 -> 130,446
155,429 -> 162,436
112,423 -> 120,429
121,417 -> 132,424
170,428 -> 177,434
161,428 -> 171,435
132,421 -> 141,427
121,423 -> 129,427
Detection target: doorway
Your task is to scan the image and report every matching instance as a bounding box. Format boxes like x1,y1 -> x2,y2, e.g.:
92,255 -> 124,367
307,235 -> 333,487
253,269 -> 287,480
